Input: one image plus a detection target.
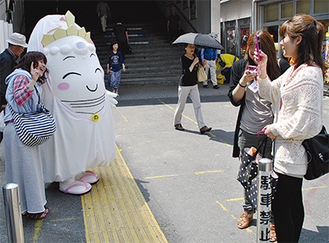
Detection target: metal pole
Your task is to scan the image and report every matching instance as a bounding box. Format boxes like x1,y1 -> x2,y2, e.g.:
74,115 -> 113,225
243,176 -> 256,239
256,158 -> 273,242
2,183 -> 24,243
252,0 -> 257,33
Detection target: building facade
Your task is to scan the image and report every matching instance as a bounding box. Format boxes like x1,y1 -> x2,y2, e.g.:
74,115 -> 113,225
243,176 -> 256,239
215,0 -> 328,60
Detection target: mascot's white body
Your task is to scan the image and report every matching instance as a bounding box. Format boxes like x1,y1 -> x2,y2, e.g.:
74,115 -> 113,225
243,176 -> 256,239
28,11 -> 117,194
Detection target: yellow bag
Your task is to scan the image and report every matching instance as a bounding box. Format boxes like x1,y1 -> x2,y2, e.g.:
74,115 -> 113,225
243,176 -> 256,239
217,74 -> 224,84
216,62 -> 221,71
197,65 -> 208,82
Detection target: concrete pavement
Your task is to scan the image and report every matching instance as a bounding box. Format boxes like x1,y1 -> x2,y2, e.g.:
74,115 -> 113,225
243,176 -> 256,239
0,83 -> 328,242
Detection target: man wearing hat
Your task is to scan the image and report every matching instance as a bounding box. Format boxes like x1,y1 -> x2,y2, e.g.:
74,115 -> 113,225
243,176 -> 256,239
0,32 -> 28,142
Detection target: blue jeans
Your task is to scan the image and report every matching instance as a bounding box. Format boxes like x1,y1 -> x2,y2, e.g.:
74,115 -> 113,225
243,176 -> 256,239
108,70 -> 122,89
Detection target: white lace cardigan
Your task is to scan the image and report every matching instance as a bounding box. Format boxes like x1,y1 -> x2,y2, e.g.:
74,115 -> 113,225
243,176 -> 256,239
258,64 -> 323,178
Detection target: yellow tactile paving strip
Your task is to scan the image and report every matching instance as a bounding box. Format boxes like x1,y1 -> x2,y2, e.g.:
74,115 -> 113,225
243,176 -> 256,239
82,146 -> 168,243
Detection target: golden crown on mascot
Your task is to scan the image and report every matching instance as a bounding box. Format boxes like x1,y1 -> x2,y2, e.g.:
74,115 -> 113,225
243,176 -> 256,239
28,11 -> 117,194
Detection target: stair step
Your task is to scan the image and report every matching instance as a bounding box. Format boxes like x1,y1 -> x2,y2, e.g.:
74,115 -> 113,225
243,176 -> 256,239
90,2 -> 184,88
120,76 -> 180,88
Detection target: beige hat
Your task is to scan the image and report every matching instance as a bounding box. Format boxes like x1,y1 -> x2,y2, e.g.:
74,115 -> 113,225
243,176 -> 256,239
6,32 -> 28,48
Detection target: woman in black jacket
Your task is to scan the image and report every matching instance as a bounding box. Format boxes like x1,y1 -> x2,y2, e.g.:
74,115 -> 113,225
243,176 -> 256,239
227,30 -> 289,241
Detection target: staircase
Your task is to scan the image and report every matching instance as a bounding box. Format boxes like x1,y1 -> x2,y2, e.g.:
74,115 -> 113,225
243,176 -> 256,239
91,1 -> 184,88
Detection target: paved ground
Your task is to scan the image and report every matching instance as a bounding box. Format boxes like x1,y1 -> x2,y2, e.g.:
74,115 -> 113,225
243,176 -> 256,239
0,83 -> 328,242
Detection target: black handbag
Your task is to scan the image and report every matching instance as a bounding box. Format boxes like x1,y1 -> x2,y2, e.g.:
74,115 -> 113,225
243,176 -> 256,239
302,126 -> 329,180
237,137 -> 275,210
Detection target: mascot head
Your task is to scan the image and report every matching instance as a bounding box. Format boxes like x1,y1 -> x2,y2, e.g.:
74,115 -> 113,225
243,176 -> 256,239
28,11 -> 105,120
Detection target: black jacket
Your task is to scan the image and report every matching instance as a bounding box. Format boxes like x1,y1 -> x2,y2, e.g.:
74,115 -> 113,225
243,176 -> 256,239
0,49 -> 18,106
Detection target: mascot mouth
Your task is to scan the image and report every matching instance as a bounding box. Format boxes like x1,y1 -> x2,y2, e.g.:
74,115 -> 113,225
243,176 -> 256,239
86,84 -> 98,92
61,93 -> 105,114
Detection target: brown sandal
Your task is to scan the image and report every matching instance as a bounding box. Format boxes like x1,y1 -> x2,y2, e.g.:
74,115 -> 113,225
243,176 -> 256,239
270,223 -> 277,242
237,212 -> 253,229
22,207 -> 49,220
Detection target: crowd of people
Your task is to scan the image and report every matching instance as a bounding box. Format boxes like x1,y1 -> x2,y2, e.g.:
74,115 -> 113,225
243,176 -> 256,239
0,10 -> 326,243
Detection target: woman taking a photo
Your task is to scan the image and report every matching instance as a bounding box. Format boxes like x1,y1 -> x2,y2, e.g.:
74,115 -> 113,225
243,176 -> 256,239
4,51 -> 50,219
228,30 -> 289,241
257,14 -> 325,242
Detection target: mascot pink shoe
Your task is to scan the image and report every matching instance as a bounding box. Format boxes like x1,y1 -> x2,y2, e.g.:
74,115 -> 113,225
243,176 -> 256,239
75,171 -> 99,184
59,178 -> 92,195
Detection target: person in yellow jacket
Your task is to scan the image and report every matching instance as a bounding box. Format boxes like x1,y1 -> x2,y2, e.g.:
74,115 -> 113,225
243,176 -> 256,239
218,53 -> 239,84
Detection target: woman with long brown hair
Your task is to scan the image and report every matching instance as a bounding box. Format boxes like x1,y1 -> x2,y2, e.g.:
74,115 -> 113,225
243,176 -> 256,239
257,14 -> 325,242
228,30 -> 289,241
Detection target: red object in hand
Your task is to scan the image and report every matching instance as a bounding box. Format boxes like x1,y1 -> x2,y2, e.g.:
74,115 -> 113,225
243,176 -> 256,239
257,129 -> 266,135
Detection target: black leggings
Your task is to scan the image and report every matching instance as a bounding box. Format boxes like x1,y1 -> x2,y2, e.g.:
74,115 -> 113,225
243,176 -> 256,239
273,173 -> 304,243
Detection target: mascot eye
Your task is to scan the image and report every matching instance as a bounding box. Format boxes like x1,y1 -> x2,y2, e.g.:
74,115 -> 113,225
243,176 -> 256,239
90,53 -> 96,57
95,68 -> 101,73
63,56 -> 75,61
62,72 -> 81,79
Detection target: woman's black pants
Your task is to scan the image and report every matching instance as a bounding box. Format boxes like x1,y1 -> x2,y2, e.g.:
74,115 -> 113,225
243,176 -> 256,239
273,173 -> 304,242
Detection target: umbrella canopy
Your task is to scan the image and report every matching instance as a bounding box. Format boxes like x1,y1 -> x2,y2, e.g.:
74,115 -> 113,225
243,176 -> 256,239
173,33 -> 224,50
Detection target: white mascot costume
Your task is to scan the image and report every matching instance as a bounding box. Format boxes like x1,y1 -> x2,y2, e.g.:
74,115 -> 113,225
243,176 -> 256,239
28,11 -> 117,195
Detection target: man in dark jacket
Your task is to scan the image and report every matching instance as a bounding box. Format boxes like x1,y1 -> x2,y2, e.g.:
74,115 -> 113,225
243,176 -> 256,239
0,32 -> 27,141
167,6 -> 181,44
112,21 -> 129,56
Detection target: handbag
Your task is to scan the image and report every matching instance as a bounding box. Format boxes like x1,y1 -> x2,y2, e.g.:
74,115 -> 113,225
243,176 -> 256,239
302,126 -> 329,180
237,137 -> 268,188
9,88 -> 56,147
237,137 -> 273,210
197,64 -> 207,82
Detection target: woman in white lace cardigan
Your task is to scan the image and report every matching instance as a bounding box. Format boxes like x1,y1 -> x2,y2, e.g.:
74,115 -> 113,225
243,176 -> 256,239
256,14 -> 325,242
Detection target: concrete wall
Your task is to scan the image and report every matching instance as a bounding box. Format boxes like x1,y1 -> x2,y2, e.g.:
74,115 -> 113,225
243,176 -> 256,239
0,0 -> 6,21
220,0 -> 251,22
210,0 -> 220,34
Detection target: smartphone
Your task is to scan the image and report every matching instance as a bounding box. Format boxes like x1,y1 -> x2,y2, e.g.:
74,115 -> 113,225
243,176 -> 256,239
247,65 -> 258,76
255,34 -> 261,59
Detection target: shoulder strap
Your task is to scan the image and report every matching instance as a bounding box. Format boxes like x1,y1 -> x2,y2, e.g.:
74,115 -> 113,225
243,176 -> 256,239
254,137 -> 270,158
34,86 -> 42,106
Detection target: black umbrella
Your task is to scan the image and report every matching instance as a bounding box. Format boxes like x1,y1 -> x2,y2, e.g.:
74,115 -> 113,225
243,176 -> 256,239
173,33 -> 224,50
